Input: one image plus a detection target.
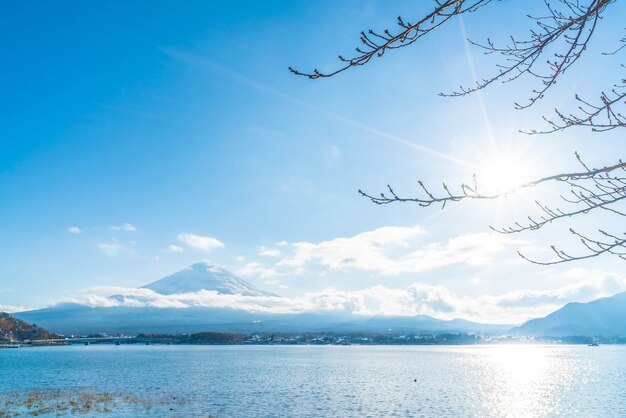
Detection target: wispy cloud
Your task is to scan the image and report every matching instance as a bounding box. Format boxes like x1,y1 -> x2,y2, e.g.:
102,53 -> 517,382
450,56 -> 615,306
68,226 -> 81,234
324,144 -> 341,168
259,246 -> 281,257
165,49 -> 476,170
487,268 -> 626,309
98,239 -> 122,257
236,262 -> 280,279
168,244 -> 184,253
109,223 -> 136,232
276,225 -> 425,273
177,233 -> 224,252
264,225 -> 516,276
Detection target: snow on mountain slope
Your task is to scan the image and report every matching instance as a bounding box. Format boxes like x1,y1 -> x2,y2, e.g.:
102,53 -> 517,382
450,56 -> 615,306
141,262 -> 277,297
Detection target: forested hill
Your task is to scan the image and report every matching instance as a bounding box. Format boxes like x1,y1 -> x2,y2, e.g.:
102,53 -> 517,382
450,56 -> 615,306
0,312 -> 57,342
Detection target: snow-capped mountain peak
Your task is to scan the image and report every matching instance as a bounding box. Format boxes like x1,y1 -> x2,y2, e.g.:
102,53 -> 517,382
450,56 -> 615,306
141,262 -> 277,297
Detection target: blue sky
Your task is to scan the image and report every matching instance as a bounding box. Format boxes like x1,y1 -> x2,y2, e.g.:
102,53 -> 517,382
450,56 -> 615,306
1,1 -> 625,322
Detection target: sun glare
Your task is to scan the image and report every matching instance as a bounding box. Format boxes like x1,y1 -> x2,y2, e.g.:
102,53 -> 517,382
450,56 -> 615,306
475,152 -> 538,195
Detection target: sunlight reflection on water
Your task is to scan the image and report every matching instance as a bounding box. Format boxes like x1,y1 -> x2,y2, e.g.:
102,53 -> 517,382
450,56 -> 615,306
467,346 -> 578,417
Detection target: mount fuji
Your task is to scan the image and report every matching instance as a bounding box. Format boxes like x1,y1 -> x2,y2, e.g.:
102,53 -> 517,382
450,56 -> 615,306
141,262 -> 277,297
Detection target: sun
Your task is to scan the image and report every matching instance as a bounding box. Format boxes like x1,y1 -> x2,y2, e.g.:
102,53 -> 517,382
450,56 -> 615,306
468,147 -> 550,225
473,150 -> 540,195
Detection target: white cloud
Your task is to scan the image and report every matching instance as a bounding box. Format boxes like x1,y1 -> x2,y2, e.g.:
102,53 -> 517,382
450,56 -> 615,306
177,233 -> 224,252
63,282 -> 487,319
68,226 -> 81,234
488,268 -> 626,309
109,223 -> 136,232
0,304 -> 26,313
71,286 -> 296,312
168,244 -> 184,253
235,262 -> 280,279
276,241 -> 289,247
387,232 -> 516,274
273,225 -> 514,275
259,246 -> 281,257
277,225 -> 424,271
98,239 -> 122,257
64,267 -> 626,324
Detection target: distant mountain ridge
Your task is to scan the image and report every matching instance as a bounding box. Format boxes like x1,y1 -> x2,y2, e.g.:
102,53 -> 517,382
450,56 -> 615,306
13,304 -> 511,335
512,291 -> 626,337
142,262 -> 277,297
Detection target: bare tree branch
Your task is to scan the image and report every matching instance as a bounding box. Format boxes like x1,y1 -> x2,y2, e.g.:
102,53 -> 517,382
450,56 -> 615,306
442,0 -> 614,109
528,77 -> 626,133
359,154 -> 626,264
289,0 -> 494,79
292,1 -> 626,264
291,0 -> 624,131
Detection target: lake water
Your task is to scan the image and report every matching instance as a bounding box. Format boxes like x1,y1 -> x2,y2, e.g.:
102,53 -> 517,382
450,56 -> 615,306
1,344 -> 625,417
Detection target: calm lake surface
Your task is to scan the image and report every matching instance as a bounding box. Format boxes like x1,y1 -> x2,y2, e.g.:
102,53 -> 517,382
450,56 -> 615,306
1,344 -> 625,417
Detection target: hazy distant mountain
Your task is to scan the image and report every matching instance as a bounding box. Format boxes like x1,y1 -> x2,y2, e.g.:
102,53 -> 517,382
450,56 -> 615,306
14,262 -> 509,335
512,292 -> 626,337
0,312 -> 56,342
142,262 -> 277,297
14,304 -> 268,335
14,304 -> 510,336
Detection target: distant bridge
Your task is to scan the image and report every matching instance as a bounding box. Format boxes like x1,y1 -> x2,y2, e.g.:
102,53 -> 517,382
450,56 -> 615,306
15,336 -> 180,346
